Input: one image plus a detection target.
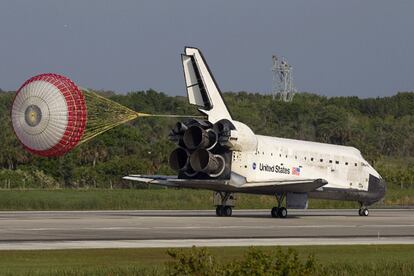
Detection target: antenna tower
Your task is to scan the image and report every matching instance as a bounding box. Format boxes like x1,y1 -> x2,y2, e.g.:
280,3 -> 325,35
271,55 -> 296,102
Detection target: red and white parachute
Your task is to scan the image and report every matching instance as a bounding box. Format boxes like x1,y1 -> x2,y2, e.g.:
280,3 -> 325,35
11,74 -> 87,157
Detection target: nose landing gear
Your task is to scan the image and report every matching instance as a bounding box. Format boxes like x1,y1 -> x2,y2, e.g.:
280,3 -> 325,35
358,207 -> 369,216
358,202 -> 369,216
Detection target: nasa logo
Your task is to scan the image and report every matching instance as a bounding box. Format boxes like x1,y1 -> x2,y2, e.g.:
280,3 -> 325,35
252,162 -> 257,170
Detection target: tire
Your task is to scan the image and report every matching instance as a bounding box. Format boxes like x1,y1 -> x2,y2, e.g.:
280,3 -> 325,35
271,207 -> 279,218
278,207 -> 288,218
216,206 -> 223,217
358,208 -> 363,216
362,208 -> 369,217
224,206 -> 232,217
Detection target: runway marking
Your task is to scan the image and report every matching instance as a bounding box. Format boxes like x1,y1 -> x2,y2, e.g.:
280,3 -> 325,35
0,237 -> 413,250
0,224 -> 413,232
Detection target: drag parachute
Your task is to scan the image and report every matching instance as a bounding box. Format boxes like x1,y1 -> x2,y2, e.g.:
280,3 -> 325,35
12,73 -> 139,157
12,74 -> 87,157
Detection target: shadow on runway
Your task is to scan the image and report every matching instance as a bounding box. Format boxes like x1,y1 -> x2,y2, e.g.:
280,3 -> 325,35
112,212 -> 305,219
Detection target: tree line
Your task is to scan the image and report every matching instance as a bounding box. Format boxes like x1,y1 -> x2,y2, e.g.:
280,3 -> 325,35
0,90 -> 413,189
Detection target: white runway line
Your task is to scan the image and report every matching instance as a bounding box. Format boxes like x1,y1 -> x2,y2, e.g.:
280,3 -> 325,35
1,224 -> 414,232
0,237 -> 414,250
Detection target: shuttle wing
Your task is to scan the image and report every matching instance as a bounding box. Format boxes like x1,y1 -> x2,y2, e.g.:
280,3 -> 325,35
124,175 -> 327,195
123,175 -> 179,187
236,178 -> 328,194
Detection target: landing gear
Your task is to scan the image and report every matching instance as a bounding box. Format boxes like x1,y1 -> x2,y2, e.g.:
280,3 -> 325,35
216,205 -> 232,217
271,193 -> 287,218
278,207 -> 288,218
214,192 -> 235,217
358,207 -> 369,216
358,202 -> 369,216
271,207 -> 278,218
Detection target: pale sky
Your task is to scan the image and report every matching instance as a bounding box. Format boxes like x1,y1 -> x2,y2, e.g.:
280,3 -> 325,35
1,1 -> 413,97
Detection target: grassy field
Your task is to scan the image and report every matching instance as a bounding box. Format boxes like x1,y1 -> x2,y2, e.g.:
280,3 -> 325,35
0,245 -> 413,275
0,188 -> 412,211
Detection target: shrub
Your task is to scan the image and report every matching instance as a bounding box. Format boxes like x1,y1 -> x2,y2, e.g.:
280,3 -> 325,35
167,246 -> 316,276
167,246 -> 218,276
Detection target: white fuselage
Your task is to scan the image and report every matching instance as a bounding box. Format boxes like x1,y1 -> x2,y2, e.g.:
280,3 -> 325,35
231,135 -> 381,192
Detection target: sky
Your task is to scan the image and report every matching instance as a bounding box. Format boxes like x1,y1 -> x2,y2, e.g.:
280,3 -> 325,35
0,1 -> 413,98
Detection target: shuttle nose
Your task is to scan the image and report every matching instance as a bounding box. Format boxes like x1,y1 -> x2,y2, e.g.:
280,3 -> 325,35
368,174 -> 386,203
377,178 -> 386,199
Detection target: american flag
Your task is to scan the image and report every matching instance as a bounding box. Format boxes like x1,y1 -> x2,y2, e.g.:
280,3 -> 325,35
292,167 -> 301,176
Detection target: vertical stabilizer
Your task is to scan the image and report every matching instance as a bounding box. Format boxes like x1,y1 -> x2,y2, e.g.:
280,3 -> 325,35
182,47 -> 232,123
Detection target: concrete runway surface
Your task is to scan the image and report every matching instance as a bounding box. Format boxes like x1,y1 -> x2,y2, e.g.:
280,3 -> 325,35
0,209 -> 413,250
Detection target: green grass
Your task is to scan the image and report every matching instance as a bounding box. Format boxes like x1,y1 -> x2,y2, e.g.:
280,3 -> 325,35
0,188 -> 412,211
0,245 -> 413,275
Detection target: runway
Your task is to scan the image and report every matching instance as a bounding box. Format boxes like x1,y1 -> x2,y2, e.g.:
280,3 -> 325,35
0,209 -> 413,250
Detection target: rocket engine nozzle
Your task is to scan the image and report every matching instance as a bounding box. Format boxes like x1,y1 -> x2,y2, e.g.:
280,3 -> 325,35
173,122 -> 188,134
183,125 -> 217,150
169,147 -> 190,171
169,122 -> 189,146
190,149 -> 225,177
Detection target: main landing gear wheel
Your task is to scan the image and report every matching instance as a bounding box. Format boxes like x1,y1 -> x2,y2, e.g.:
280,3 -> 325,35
359,207 -> 369,216
271,207 -> 279,218
216,206 -> 232,217
271,193 -> 287,218
278,207 -> 288,218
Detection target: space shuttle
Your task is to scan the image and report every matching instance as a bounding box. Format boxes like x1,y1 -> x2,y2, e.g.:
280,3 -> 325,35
124,47 -> 386,218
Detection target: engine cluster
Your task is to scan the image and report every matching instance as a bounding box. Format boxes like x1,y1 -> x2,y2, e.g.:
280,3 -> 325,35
168,119 -> 235,179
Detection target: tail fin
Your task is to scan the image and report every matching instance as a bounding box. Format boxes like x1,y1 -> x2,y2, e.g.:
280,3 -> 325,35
181,47 -> 232,123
